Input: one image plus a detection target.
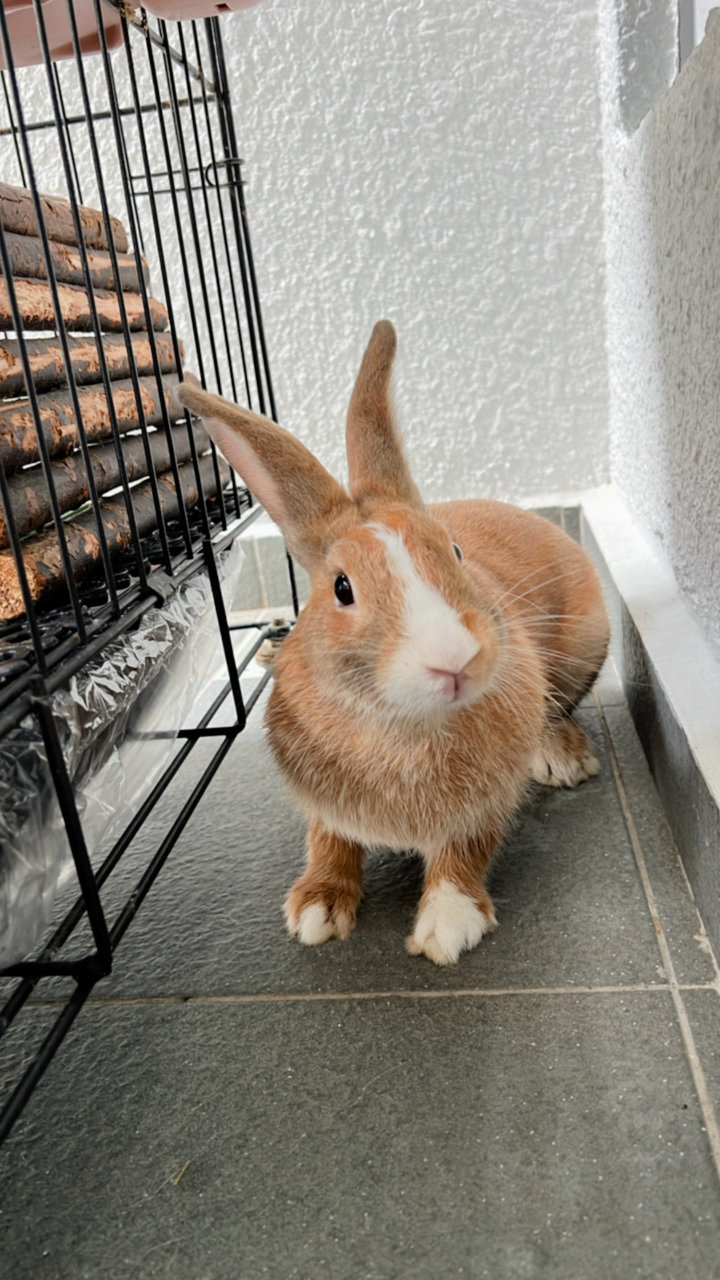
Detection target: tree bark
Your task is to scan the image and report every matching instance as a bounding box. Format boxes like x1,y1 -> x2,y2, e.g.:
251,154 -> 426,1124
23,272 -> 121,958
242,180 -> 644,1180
0,230 -> 149,293
0,374 -> 183,473
0,452 -> 229,620
0,332 -> 182,399
0,420 -> 209,547
0,276 -> 168,333
0,181 -> 128,253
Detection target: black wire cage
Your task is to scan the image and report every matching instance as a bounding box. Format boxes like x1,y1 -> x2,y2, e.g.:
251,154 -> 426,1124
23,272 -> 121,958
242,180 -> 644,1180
0,0 -> 292,1143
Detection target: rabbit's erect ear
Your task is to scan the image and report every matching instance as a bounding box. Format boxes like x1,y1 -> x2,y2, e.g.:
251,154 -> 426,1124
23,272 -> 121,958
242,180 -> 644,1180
175,382 -> 351,570
346,320 -> 423,510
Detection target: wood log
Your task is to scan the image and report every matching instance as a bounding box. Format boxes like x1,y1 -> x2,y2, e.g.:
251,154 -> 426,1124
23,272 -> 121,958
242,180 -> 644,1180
0,420 -> 209,547
0,332 -> 182,399
0,181 -> 128,254
0,453 -> 229,620
0,277 -> 168,333
0,230 -> 149,293
0,374 -> 183,473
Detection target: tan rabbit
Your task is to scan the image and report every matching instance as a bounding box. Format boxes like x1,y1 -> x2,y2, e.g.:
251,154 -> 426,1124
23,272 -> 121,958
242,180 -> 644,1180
176,322 -> 609,965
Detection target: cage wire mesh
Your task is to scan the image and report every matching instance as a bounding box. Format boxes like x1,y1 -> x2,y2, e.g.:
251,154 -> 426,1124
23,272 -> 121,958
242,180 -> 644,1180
0,0 -> 289,1143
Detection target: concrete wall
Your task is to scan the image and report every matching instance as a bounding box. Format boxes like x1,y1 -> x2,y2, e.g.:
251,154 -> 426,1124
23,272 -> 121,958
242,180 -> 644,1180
599,2 -> 720,658
223,0 -> 609,503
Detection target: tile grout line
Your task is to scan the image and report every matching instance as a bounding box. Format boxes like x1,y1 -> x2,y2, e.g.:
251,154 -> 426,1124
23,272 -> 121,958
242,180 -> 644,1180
595,694 -> 720,1182
24,981 -> 720,1010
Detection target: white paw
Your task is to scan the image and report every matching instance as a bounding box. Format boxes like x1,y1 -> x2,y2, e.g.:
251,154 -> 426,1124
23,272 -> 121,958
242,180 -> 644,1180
405,880 -> 495,966
530,742 -> 600,788
296,903 -> 336,945
285,900 -> 355,946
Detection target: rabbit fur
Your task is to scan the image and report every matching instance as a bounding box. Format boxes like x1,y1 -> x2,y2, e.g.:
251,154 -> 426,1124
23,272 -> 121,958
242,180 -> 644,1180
176,321 -> 609,966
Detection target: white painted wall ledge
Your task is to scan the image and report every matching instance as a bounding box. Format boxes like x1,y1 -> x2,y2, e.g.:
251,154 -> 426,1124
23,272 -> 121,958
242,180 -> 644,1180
582,484 -> 720,810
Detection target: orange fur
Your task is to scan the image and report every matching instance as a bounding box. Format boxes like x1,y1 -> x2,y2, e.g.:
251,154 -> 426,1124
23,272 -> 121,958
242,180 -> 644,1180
176,322 -> 610,965
420,831 -> 500,924
284,820 -> 364,942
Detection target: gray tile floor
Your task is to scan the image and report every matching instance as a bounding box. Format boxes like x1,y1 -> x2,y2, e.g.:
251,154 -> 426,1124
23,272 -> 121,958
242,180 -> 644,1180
2,666 -> 720,1279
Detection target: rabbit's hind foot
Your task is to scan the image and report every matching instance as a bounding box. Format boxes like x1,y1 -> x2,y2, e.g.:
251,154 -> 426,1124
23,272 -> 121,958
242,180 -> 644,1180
530,715 -> 600,788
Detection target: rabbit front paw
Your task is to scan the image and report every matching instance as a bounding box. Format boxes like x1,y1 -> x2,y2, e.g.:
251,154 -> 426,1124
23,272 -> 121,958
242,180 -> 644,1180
284,877 -> 360,946
405,879 -> 496,965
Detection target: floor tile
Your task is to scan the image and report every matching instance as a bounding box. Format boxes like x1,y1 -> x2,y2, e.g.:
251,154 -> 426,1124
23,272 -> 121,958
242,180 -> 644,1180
1,993 -> 719,1280
52,703 -> 682,1000
681,988 -> 720,1107
599,705 -> 720,987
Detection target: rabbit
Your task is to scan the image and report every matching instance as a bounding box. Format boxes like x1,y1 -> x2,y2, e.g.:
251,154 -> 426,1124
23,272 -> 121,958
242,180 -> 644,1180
175,321 -> 609,965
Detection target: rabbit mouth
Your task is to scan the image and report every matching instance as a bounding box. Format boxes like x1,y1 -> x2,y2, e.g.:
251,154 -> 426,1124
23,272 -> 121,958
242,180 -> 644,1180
427,667 -> 475,704
378,662 -> 488,722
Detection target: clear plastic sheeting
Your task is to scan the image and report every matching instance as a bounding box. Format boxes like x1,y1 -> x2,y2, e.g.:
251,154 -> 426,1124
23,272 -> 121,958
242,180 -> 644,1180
0,719 -> 70,969
0,541 -> 244,968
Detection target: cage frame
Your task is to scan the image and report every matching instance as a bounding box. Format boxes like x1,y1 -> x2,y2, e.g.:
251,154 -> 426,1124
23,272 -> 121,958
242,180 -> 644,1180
0,0 -> 291,1144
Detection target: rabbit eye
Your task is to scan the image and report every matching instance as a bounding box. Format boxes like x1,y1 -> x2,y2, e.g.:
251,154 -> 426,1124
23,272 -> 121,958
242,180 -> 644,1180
334,574 -> 355,606
452,542 -> 463,562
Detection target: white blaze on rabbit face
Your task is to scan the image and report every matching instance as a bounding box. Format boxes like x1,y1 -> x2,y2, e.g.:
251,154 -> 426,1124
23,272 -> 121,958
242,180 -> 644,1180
367,521 -> 488,716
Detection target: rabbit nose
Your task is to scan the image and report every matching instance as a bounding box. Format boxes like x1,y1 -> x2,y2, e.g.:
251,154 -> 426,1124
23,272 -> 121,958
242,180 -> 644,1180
426,634 -> 483,697
427,667 -> 464,698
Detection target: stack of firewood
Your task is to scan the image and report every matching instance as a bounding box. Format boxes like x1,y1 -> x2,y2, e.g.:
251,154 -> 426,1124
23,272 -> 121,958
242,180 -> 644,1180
0,182 -> 224,622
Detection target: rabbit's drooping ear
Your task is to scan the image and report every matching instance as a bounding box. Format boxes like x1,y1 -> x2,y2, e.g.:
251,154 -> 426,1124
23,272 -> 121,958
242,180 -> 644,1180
346,320 -> 423,511
175,382 -> 351,570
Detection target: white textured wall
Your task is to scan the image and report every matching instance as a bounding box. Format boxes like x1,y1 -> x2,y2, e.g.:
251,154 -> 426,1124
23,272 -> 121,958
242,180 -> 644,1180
223,0 -> 609,502
7,3 -> 718,660
600,3 -> 720,657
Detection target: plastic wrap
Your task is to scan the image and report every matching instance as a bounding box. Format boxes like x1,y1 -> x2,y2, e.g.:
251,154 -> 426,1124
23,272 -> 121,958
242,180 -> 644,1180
0,541 -> 244,968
